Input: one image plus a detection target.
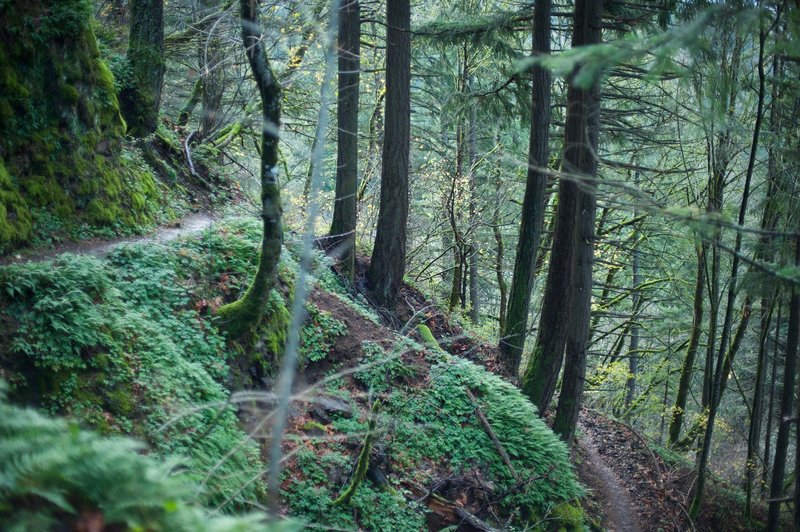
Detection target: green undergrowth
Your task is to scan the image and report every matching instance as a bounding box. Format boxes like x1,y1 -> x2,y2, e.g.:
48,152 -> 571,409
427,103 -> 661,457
0,381 -> 297,532
283,337 -> 584,530
0,240 -> 268,510
300,303 -> 347,365
0,215 -> 585,530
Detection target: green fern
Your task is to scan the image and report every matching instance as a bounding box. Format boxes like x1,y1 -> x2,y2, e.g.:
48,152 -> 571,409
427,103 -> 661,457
0,381 -> 296,531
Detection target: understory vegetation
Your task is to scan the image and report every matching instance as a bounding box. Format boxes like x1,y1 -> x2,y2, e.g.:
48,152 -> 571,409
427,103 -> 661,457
0,218 -> 583,529
1,0 -> 799,530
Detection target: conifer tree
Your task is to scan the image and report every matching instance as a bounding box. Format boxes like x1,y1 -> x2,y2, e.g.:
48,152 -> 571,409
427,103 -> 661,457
499,0 -> 552,376
367,0 -> 411,307
120,0 -> 165,136
329,0 -> 361,283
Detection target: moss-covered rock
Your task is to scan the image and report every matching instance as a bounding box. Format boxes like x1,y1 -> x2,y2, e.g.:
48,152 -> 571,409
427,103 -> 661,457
0,0 -> 163,252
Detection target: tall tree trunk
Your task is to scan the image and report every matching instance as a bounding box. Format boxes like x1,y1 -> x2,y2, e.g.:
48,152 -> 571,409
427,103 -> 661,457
468,95 -> 480,324
762,303 -> 781,498
329,0 -> 361,283
745,293 -> 776,520
498,0 -> 552,375
551,0 -> 602,443
746,51 -> 782,518
767,239 -> 800,531
449,120 -> 466,311
216,0 -> 283,337
531,0 -> 602,433
668,243 -> 706,445
367,0 -> 410,307
121,0 -> 165,137
625,202 -> 641,410
493,185 -> 508,332
200,34 -> 224,137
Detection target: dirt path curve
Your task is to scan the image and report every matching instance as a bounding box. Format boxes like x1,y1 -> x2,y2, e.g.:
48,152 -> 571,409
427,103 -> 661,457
1,212 -> 214,265
577,415 -> 643,532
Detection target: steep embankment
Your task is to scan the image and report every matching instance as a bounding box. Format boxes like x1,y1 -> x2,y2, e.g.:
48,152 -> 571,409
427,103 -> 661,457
0,216 -> 585,530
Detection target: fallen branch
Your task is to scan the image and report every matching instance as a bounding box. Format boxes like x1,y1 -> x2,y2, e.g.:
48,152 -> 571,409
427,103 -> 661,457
333,400 -> 381,505
465,387 -> 520,482
402,480 -> 498,532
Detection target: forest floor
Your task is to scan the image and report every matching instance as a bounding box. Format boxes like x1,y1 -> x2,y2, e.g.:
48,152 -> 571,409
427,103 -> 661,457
1,218 -> 754,531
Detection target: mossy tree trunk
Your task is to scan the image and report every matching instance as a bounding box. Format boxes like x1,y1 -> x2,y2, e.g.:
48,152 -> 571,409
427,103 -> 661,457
120,0 -> 165,137
329,0 -> 361,283
499,0 -> 552,376
178,78 -> 203,127
550,0 -> 602,445
216,0 -> 283,338
367,0 -> 411,307
667,243 -> 706,445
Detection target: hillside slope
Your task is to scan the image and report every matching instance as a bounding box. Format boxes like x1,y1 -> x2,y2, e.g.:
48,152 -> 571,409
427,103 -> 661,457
0,216 -> 584,530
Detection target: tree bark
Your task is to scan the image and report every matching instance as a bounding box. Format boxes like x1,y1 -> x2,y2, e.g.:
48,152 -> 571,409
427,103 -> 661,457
499,0 -> 552,375
121,0 -> 165,137
216,0 -> 283,337
329,0 -> 361,283
551,0 -> 602,444
531,0 -> 602,436
762,303 -> 781,497
200,31 -> 224,137
367,0 -> 411,307
767,238 -> 799,531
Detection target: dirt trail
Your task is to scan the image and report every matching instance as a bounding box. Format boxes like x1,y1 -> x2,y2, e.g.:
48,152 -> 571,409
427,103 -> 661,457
1,212 -> 214,265
576,409 -> 686,531
577,416 -> 643,532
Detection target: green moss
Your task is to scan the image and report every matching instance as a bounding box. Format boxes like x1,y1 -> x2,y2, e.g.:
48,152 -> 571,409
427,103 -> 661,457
301,420 -> 328,433
547,502 -> 585,531
0,160 -> 32,249
61,85 -> 80,105
0,1 -> 163,250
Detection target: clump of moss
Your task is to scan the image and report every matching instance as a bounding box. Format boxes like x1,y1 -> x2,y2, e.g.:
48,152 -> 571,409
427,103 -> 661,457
0,160 -> 32,246
0,0 -> 166,252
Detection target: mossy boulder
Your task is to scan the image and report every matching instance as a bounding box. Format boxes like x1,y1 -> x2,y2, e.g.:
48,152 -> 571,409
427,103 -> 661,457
0,0 -> 162,252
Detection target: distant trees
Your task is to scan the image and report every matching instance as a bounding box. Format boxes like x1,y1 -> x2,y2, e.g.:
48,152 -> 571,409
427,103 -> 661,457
216,0 -> 283,337
120,0 -> 165,136
329,0 -> 361,283
367,0 -> 411,307
767,238 -> 799,530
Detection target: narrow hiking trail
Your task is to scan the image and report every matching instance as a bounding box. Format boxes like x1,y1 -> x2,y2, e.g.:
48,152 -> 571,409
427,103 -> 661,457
577,415 -> 643,532
576,409 -> 688,532
1,212 -> 214,265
